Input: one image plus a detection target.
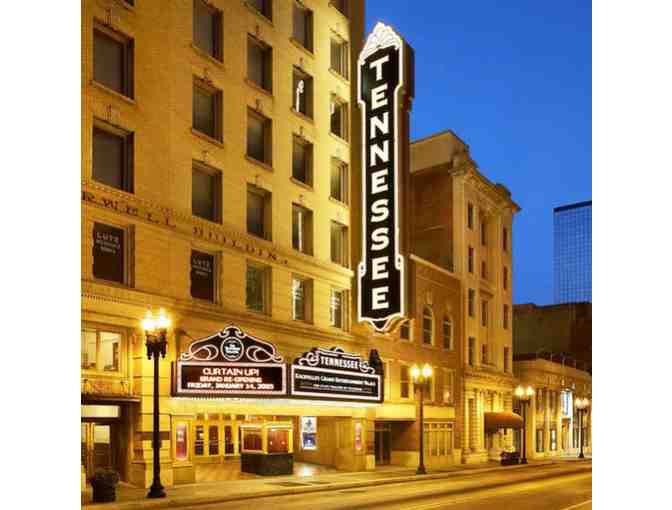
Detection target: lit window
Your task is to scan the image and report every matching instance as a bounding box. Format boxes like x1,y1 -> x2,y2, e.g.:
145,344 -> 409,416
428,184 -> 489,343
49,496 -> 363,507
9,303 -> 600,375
292,277 -> 311,321
81,328 -> 121,372
292,67 -> 313,118
292,204 -> 313,255
330,288 -> 345,329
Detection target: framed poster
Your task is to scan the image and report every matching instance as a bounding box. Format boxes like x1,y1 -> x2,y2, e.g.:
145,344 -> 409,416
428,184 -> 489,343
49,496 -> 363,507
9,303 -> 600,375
300,416 -> 317,450
191,250 -> 215,302
355,422 -> 363,451
92,222 -> 125,284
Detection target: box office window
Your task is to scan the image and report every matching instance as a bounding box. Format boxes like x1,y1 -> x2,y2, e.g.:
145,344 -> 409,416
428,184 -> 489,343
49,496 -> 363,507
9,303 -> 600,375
330,96 -> 348,140
293,67 -> 313,118
330,288 -> 344,329
193,0 -> 222,61
247,185 -> 271,240
292,2 -> 313,52
330,221 -> 348,267
400,365 -> 410,399
92,222 -> 128,285
92,125 -> 133,192
193,80 -> 222,141
246,262 -> 269,314
248,36 -> 272,93
292,204 -> 313,255
536,429 -> 545,453
191,250 -> 216,302
247,110 -> 272,165
248,0 -> 272,20
81,328 -> 121,372
268,428 -> 289,454
292,137 -> 313,186
192,166 -> 221,223
330,35 -> 349,79
443,317 -> 453,350
292,276 -> 312,322
93,27 -> 133,98
330,158 -> 348,204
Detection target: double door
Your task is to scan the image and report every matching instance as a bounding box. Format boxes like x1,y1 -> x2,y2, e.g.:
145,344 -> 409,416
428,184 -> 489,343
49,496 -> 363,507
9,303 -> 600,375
81,422 -> 115,479
194,420 -> 238,461
374,424 -> 391,465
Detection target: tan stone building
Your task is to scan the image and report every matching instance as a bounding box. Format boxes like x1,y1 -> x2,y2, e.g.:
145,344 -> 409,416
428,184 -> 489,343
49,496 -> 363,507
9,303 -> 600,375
81,0 -> 465,489
410,130 -> 521,463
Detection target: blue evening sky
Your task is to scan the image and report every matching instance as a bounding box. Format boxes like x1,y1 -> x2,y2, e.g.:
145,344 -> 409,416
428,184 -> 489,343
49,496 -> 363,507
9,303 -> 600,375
366,1 -> 592,305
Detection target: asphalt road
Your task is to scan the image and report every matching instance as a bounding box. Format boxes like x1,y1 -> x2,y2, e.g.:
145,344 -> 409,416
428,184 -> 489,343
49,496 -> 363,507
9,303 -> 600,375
181,462 -> 592,510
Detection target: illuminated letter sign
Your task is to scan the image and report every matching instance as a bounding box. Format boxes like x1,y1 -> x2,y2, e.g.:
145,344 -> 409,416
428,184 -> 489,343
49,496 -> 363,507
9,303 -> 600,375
357,22 -> 412,332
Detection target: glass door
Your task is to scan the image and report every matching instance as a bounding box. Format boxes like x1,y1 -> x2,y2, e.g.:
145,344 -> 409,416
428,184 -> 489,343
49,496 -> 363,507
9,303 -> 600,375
224,425 -> 234,455
81,423 -> 113,480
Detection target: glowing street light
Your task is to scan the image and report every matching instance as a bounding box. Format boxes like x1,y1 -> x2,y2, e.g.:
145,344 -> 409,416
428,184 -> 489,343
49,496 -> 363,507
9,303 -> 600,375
515,384 -> 534,464
411,363 -> 433,475
575,397 -> 590,459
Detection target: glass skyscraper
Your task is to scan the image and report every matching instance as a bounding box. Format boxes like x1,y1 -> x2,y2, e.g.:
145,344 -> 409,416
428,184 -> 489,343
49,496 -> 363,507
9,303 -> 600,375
553,201 -> 592,303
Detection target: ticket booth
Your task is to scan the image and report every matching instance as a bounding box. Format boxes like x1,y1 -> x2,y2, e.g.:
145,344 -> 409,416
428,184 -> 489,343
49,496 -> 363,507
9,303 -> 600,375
240,421 -> 294,475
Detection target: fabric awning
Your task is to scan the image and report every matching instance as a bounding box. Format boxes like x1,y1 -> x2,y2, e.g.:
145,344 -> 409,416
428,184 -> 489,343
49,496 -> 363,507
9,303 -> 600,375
484,411 -> 524,432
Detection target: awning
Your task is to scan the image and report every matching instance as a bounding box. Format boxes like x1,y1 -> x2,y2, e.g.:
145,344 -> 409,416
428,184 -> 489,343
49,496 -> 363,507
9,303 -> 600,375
484,412 -> 524,432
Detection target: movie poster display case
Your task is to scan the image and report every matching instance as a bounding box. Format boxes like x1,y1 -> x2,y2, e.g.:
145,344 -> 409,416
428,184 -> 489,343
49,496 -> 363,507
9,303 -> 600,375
239,422 -> 294,475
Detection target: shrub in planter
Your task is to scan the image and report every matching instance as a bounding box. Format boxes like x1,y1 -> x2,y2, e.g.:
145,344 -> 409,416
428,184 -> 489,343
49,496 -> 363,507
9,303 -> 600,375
89,468 -> 119,503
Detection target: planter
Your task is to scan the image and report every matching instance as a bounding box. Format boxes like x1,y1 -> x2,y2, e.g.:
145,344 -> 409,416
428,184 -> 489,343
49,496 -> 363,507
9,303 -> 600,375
500,451 -> 520,466
89,470 -> 119,503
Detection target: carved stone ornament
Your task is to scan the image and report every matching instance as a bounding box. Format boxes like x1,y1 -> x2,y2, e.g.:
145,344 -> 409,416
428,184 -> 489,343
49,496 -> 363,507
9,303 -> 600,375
179,325 -> 283,363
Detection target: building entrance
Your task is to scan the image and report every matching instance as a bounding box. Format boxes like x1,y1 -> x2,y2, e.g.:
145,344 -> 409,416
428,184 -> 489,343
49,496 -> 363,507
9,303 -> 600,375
81,422 -> 116,479
374,423 -> 391,465
194,416 -> 240,462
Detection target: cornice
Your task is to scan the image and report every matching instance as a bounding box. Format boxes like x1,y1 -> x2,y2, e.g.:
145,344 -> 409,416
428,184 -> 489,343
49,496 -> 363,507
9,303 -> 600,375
464,367 -> 515,387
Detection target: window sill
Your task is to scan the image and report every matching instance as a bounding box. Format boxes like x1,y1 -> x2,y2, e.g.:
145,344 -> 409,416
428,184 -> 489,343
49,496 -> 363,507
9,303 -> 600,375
290,177 -> 314,191
329,132 -> 349,145
243,1 -> 274,27
328,67 -> 350,85
328,196 -> 349,208
190,43 -> 225,69
289,37 -> 315,58
244,78 -> 274,98
245,155 -> 273,172
328,1 -> 350,21
90,178 -> 135,197
91,80 -> 136,106
192,213 -> 223,226
190,128 -> 225,148
246,307 -> 270,317
290,108 -> 314,125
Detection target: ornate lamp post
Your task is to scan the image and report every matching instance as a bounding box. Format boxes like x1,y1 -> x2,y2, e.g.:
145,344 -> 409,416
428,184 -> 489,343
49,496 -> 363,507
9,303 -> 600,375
514,385 -> 534,464
411,363 -> 433,475
575,397 -> 590,459
142,309 -> 170,499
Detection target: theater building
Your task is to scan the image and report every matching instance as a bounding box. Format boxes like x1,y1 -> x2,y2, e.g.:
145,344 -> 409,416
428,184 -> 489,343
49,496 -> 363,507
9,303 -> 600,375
409,130 -> 521,463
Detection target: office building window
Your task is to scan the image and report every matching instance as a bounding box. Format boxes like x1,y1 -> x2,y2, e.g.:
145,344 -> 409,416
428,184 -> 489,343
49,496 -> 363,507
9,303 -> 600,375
330,221 -> 348,267
92,125 -> 133,192
503,266 -> 508,290
536,429 -> 545,453
536,389 -> 544,412
503,227 -> 509,252
292,2 -> 313,51
468,246 -> 474,273
292,67 -> 313,118
481,220 -> 487,246
330,288 -> 345,329
422,306 -> 433,345
292,277 -> 311,322
292,204 -> 313,255
468,337 -> 476,366
192,165 -> 221,223
247,185 -> 271,240
468,289 -> 475,317
246,262 -> 269,313
481,260 -> 487,279
442,370 -> 454,404
93,27 -> 134,98
292,137 -> 313,186
193,0 -> 222,60
481,343 -> 488,364
247,110 -> 272,165
481,300 -> 488,327
400,320 -> 410,341
330,96 -> 348,140
248,0 -> 272,20
82,328 -> 122,372
92,222 -> 128,285
330,35 -> 349,79
504,347 -> 510,373
400,365 -> 410,399
330,158 -> 348,203
193,80 -> 222,140
467,203 -> 474,229
247,36 -> 272,93
442,318 -> 452,350
191,250 -> 216,302
503,304 -> 509,330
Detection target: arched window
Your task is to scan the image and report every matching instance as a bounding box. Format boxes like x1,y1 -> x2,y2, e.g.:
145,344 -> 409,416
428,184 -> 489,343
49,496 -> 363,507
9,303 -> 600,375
422,306 -> 434,345
442,317 -> 453,350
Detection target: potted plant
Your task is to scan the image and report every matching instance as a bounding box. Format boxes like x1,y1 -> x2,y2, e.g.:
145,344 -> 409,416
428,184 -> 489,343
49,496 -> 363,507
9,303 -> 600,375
88,468 -> 119,503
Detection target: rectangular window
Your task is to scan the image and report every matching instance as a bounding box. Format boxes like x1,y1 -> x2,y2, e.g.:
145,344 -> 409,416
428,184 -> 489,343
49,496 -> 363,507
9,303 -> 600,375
330,158 -> 349,204
330,221 -> 348,267
246,263 -> 269,313
504,346 -> 510,372
292,204 -> 313,255
467,203 -> 474,229
481,343 -> 487,364
248,0 -> 272,20
292,277 -> 311,321
191,250 -> 216,302
468,289 -> 475,317
247,186 -> 271,240
193,80 -> 222,140
93,222 -> 127,285
443,369 -> 454,404
330,97 -> 349,140
330,36 -> 349,79
193,0 -> 222,60
536,389 -> 544,412
443,318 -> 452,350
192,165 -> 221,222
481,260 -> 487,279
503,227 -> 509,252
92,125 -> 133,192
330,289 -> 344,329
550,429 -> 557,451
400,320 -> 410,341
468,337 -> 476,366
422,311 -> 433,345
292,137 -> 313,186
400,365 -> 410,399
481,300 -> 488,327
503,304 -> 509,330
247,36 -> 272,93
81,328 -> 121,372
292,2 -> 313,51
468,246 -> 474,273
93,27 -> 133,98
247,110 -> 272,165
536,429 -> 545,453
293,67 -> 313,118
481,221 -> 487,246
503,266 -> 508,290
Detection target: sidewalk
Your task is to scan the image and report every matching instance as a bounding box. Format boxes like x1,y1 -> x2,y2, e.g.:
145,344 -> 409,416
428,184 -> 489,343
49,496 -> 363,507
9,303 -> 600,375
83,458 -> 591,510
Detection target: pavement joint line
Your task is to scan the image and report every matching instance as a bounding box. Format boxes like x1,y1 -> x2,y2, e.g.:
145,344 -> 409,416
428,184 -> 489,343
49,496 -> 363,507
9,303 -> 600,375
83,460 -> 592,510
558,500 -> 593,510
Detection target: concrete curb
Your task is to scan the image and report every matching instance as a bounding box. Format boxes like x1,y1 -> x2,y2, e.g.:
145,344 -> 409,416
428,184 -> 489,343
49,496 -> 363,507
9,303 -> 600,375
85,460 -> 592,510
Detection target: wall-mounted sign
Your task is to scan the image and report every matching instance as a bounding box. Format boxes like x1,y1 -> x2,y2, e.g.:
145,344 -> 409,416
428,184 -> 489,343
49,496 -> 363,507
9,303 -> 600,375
290,347 -> 383,403
300,416 -> 317,450
191,250 -> 215,302
92,222 -> 125,283
355,422 -> 363,451
357,22 -> 414,332
173,325 -> 286,398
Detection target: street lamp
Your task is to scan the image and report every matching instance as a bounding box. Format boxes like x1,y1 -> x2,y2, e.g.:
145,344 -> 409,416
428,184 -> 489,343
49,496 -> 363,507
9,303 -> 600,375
142,308 -> 170,499
575,397 -> 590,459
514,385 -> 534,464
410,363 -> 433,475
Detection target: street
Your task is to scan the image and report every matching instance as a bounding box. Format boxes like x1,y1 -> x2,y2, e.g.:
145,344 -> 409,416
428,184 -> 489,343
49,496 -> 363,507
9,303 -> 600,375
179,462 -> 591,510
